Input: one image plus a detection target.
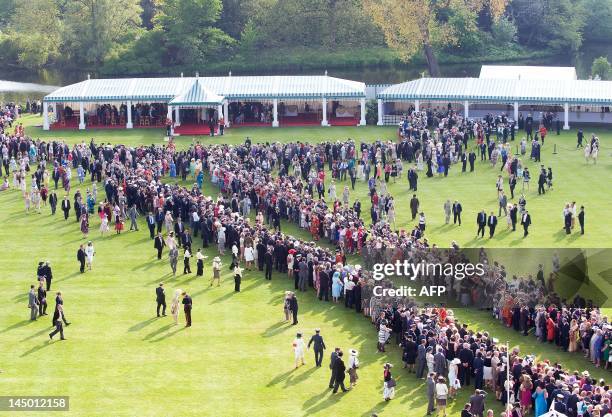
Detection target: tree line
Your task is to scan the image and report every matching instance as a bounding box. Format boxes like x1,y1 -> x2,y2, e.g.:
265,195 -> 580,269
0,0 -> 609,76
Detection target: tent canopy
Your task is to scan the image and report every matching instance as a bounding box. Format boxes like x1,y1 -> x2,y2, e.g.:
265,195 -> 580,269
377,77 -> 612,105
479,65 -> 577,80
169,79 -> 224,106
44,75 -> 366,103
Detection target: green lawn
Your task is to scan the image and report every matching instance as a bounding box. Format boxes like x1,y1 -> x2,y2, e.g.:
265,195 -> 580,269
1,115 -> 611,416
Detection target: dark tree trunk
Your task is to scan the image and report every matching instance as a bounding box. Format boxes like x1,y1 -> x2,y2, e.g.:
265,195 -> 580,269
423,42 -> 440,77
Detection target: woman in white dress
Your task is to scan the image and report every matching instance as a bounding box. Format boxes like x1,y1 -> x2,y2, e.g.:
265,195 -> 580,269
85,241 -> 95,270
170,289 -> 182,325
416,151 -> 424,171
100,212 -> 110,235
448,358 -> 460,398
293,332 -> 306,368
244,244 -> 254,270
164,211 -> 174,235
426,347 -> 435,376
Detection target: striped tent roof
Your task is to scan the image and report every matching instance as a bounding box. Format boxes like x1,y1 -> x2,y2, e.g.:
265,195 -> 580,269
169,79 -> 224,106
44,75 -> 366,103
377,78 -> 612,105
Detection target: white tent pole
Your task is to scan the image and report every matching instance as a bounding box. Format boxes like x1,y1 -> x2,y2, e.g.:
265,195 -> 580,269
43,102 -> 50,130
464,100 -> 469,118
78,102 -> 85,130
377,99 -> 384,126
321,97 -> 328,126
514,102 -> 519,122
224,101 -> 229,127
563,102 -> 570,130
126,101 -> 133,129
415,99 -> 420,112
175,106 -> 180,126
359,98 -> 366,126
272,99 -> 279,127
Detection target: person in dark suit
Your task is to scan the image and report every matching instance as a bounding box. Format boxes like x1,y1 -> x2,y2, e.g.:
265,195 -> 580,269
564,209 -> 572,234
289,293 -> 298,325
182,292 -> 192,327
49,304 -> 66,341
154,233 -> 165,259
458,343 -> 474,386
264,249 -> 273,280
61,196 -> 70,220
461,403 -> 473,417
461,153 -> 467,172
452,201 -> 462,225
487,212 -> 497,238
521,210 -> 531,237
468,151 -> 476,171
37,281 -> 47,316
52,292 -> 70,326
49,191 -> 58,215
552,394 -> 567,414
174,218 -> 185,247
156,283 -> 166,317
331,351 -> 348,393
146,212 -> 156,239
77,244 -> 86,273
308,328 -> 327,367
578,206 -> 585,235
409,195 -> 419,220
328,347 -> 340,388
509,174 -> 517,199
476,210 -> 487,238
469,389 -> 486,417
318,267 -> 329,301
538,168 -> 547,195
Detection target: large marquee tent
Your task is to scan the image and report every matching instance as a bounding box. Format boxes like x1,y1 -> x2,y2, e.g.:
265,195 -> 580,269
376,77 -> 612,128
42,75 -> 367,130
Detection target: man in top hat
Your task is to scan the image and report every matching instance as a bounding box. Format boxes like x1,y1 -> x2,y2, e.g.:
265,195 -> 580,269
308,328 -> 326,367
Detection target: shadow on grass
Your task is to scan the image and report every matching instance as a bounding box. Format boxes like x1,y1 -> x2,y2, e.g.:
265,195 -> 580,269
21,340 -> 54,357
55,271 -> 81,284
143,322 -> 174,340
1,319 -> 35,334
284,366 -> 318,387
148,325 -> 186,342
261,321 -> 291,338
302,386 -> 351,414
128,317 -> 157,332
20,326 -> 53,342
266,368 -> 296,387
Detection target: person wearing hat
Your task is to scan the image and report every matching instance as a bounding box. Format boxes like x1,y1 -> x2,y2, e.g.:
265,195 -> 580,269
288,292 -> 299,325
155,282 -> 166,317
332,351 -> 348,393
426,372 -> 436,415
551,393 -> 567,414
347,349 -> 359,388
211,256 -> 222,286
435,376 -> 448,416
307,329 -> 326,367
292,332 -> 306,369
383,363 -> 395,401
181,291 -> 192,327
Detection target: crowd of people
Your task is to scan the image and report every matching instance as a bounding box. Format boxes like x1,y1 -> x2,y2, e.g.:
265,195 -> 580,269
5,103 -> 609,416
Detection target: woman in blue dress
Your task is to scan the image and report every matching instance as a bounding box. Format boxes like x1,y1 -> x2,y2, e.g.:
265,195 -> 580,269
436,153 -> 444,175
331,270 -> 343,303
532,384 -> 547,417
196,170 -> 204,190
169,161 -> 176,178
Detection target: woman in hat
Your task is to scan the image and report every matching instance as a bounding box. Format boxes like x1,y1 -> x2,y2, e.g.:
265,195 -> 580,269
233,262 -> 242,292
449,358 -> 461,398
382,363 -> 395,401
348,349 -> 359,388
170,289 -> 182,325
211,256 -> 222,286
283,291 -> 292,322
195,249 -> 205,276
293,332 -> 306,369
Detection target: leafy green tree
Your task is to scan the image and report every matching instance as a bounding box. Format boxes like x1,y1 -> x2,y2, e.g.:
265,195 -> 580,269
510,0 -> 586,52
591,56 -> 611,80
583,0 -> 612,42
8,0 -> 62,68
156,0 -> 235,67
63,0 -> 142,66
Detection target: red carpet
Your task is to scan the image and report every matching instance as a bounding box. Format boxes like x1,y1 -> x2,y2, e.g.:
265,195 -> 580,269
173,124 -> 218,136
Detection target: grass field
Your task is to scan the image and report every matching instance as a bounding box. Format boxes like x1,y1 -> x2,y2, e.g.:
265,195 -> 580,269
1,116 -> 611,416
